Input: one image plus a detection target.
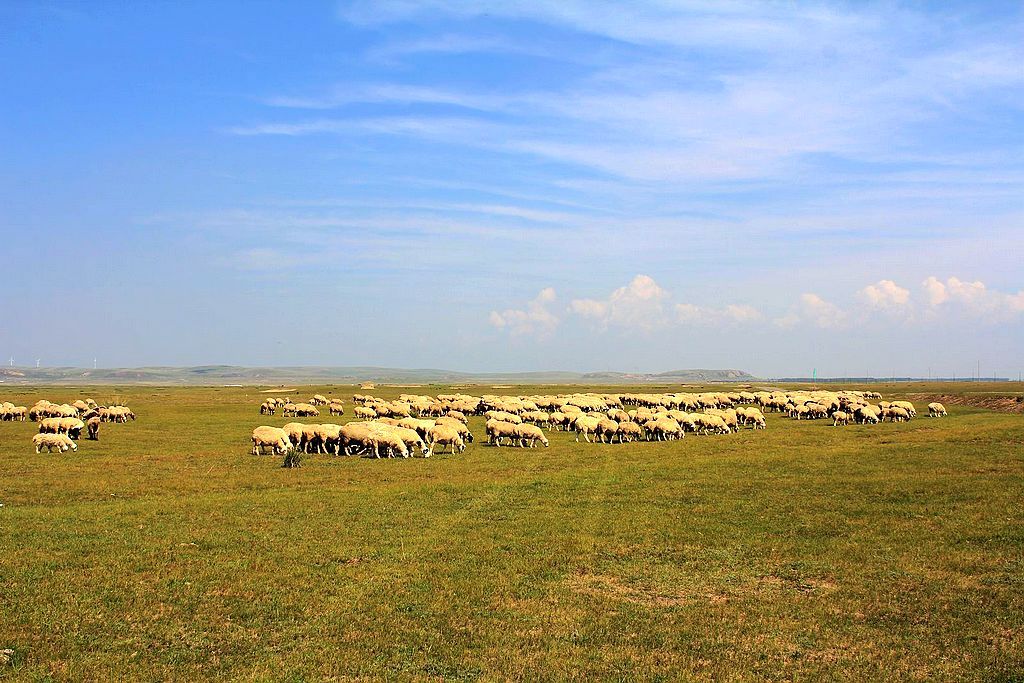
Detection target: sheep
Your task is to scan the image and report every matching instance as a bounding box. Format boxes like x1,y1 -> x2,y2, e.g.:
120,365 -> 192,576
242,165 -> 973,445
309,394 -> 329,406
314,424 -> 343,455
573,415 -> 601,443
299,424 -> 325,454
616,421 -> 644,443
354,406 -> 377,419
854,406 -> 880,424
328,401 -> 345,416
832,411 -> 850,427
885,406 -> 911,423
595,418 -> 619,443
486,419 -> 518,446
292,403 -> 320,418
260,401 -> 276,415
445,410 -> 468,424
648,418 -> 683,441
397,417 -> 436,442
435,416 -> 473,443
513,423 -> 549,448
86,417 -> 100,440
485,410 -> 523,424
251,426 -> 292,456
927,402 -> 947,417
891,400 -> 917,418
548,412 -> 572,431
428,424 -> 466,454
32,433 -> 77,453
281,422 -> 306,450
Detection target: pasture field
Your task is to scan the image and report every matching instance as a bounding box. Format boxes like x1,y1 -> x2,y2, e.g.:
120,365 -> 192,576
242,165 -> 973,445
1,383 -> 1022,681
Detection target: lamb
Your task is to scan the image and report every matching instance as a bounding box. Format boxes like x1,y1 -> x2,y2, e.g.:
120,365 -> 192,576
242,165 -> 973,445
832,411 -> 850,427
251,426 -> 292,456
512,423 -> 549,448
428,424 -> 466,454
32,433 -> 77,453
86,417 -> 100,440
486,419 -> 518,446
927,402 -> 947,417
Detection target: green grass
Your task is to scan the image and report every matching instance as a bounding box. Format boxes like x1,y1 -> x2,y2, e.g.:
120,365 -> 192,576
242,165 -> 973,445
1,383 -> 1022,681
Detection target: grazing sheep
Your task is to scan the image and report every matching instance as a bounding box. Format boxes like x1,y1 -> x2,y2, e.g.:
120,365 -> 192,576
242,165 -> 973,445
251,426 -> 292,456
513,423 -> 549,448
435,416 -> 473,443
595,418 -> 619,443
445,410 -> 468,424
32,433 -> 77,453
886,406 -> 911,423
86,417 -> 100,440
573,415 -> 601,443
832,411 -> 850,427
397,417 -> 436,442
309,394 -> 329,406
928,402 -> 947,417
486,419 -> 518,446
616,421 -> 644,443
328,401 -> 345,416
260,401 -> 276,415
428,424 -> 465,454
891,400 -> 917,418
648,418 -> 683,441
354,406 -> 377,419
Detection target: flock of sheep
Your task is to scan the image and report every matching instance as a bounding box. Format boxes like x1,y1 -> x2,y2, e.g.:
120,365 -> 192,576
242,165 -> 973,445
0,398 -> 137,453
251,389 -> 948,467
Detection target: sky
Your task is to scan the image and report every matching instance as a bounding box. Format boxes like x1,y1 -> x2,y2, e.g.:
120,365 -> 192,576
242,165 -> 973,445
1,1 -> 1022,378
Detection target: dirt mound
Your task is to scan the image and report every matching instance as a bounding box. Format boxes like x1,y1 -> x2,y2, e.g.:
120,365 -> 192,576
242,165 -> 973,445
908,393 -> 1024,414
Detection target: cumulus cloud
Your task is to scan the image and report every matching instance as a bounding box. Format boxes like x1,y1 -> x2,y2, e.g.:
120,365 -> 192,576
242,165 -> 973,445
675,302 -> 763,325
775,293 -> 848,329
570,274 -> 669,331
859,279 -> 910,310
922,276 -> 1024,321
489,287 -> 559,336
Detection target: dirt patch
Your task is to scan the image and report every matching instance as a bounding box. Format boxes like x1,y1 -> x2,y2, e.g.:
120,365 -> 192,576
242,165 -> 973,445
567,570 -> 836,608
569,572 -> 694,607
260,388 -> 297,394
907,393 -> 1024,414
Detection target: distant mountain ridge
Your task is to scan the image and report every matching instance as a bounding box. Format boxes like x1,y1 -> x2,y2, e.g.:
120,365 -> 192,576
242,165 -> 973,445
0,366 -> 758,385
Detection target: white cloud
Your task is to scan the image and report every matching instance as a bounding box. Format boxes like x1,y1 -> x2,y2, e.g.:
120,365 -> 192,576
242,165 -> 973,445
922,276 -> 949,306
775,293 -> 848,329
859,279 -> 911,310
922,276 -> 1024,321
570,274 -> 669,331
489,287 -> 560,336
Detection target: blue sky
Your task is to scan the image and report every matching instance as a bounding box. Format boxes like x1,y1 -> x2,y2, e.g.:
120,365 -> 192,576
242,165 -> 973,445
1,1 -> 1022,377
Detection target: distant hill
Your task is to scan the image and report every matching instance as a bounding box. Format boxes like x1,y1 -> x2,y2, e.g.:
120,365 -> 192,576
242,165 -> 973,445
0,366 -> 758,386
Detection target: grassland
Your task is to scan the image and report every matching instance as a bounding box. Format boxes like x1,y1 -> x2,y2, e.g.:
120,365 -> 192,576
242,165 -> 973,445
1,383 -> 1022,681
